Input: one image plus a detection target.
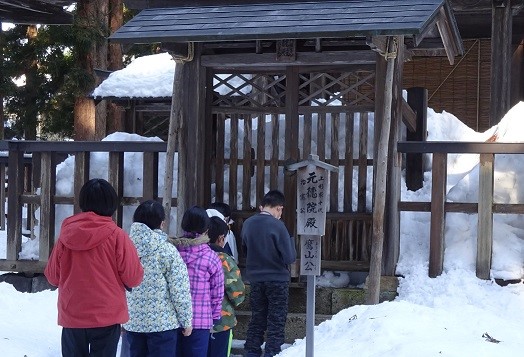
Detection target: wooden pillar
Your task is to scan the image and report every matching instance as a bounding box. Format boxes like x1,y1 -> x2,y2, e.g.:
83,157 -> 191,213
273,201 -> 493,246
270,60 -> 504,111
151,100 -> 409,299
384,37 -> 404,276
490,0 -> 512,125
367,36 -> 398,304
39,152 -> 55,260
168,44 -> 206,234
405,87 -> 428,191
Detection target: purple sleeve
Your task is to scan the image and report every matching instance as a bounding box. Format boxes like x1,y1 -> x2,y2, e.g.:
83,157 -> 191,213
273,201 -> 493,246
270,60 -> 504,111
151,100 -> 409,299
209,253 -> 225,320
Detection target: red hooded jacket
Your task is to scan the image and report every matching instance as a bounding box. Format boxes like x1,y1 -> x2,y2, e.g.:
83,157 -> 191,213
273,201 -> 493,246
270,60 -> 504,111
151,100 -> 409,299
45,211 -> 143,328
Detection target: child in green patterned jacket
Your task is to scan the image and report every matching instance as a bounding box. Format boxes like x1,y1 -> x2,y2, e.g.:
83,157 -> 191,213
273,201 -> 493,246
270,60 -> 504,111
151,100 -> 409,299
124,200 -> 193,357
207,216 -> 246,357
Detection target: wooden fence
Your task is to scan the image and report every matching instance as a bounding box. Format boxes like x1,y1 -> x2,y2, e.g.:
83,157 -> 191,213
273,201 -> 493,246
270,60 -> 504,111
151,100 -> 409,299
398,141 -> 524,279
0,140 -> 170,273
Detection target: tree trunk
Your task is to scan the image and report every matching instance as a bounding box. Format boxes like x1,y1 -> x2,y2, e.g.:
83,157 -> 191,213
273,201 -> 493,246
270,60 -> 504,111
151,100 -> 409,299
0,23 -> 4,139
94,0 -> 109,140
24,25 -> 39,140
107,0 -> 124,134
74,97 -> 96,140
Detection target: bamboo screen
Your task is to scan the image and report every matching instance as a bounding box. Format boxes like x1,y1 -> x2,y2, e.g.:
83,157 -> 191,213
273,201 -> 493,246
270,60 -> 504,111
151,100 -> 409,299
403,39 -> 492,132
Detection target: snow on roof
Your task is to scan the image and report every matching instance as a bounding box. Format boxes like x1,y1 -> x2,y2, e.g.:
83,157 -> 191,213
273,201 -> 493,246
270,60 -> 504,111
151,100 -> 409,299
92,53 -> 175,99
92,52 -> 252,100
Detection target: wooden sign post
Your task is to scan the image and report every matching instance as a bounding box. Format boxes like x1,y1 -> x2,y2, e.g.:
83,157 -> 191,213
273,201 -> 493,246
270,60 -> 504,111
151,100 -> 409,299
287,154 -> 337,357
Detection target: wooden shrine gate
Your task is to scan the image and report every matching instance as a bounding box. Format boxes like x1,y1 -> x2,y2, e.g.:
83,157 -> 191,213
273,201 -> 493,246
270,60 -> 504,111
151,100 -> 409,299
209,67 -> 375,271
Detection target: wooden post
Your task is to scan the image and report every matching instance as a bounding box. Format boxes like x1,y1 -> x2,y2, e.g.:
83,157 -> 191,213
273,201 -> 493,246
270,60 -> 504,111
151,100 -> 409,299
405,87 -> 428,191
163,61 -> 184,234
366,36 -> 397,305
39,152 -> 55,260
429,152 -> 447,278
477,153 -> 494,279
7,145 -> 23,261
490,0 -> 512,126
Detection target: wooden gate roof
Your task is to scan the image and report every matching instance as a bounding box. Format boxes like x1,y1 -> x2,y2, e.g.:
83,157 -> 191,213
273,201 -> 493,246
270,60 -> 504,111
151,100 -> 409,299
0,0 -> 73,24
111,0 -> 462,54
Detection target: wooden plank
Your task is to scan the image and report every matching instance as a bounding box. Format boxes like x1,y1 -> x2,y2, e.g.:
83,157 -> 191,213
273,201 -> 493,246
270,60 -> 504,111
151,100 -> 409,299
0,259 -> 47,273
330,113 -> 340,212
215,113 -> 226,201
320,260 -> 370,272
269,114 -> 279,190
344,112 -> 354,211
73,151 -> 90,214
357,112 -> 368,212
229,114 -> 239,209
142,151 -> 158,200
303,112 -> 312,157
109,152 -> 124,226
39,152 -> 55,262
242,114 -> 252,210
7,149 -> 24,261
256,114 -> 265,202
476,153 -> 494,280
429,152 -> 447,278
317,112 -> 326,160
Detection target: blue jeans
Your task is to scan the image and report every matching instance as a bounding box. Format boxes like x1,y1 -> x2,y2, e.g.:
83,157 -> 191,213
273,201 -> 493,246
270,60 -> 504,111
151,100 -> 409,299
178,328 -> 210,357
126,329 -> 179,357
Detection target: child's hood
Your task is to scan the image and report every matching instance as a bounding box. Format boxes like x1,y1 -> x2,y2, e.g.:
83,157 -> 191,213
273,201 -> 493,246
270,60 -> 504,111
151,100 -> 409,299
58,211 -> 118,251
169,234 -> 210,264
128,222 -> 167,256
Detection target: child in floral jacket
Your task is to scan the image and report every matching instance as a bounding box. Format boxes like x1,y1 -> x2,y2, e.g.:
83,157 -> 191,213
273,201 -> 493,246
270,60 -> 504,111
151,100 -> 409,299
207,216 -> 246,357
124,200 -> 193,357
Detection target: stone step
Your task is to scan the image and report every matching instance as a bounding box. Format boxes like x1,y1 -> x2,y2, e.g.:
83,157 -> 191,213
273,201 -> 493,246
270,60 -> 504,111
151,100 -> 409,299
234,310 -> 332,344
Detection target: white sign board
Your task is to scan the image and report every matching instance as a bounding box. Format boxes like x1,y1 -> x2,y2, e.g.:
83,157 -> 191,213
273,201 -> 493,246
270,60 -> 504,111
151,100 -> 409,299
300,235 -> 322,276
296,165 -> 329,236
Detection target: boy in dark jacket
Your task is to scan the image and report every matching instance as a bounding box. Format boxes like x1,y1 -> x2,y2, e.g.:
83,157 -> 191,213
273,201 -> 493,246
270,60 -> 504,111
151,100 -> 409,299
241,190 -> 296,357
45,178 -> 144,357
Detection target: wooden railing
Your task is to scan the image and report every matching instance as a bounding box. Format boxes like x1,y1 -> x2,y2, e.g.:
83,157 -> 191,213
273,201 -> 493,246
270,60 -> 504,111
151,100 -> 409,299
398,141 -> 524,279
0,140 -> 170,273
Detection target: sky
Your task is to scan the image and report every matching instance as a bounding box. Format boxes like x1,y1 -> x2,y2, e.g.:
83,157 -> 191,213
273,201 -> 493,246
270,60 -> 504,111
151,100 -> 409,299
1,53 -> 523,356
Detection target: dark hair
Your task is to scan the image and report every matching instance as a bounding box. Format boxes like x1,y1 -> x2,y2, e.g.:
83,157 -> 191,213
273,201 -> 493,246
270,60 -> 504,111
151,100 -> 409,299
133,200 -> 165,230
209,202 -> 232,218
79,178 -> 118,217
181,206 -> 210,235
208,216 -> 229,244
261,190 -> 285,208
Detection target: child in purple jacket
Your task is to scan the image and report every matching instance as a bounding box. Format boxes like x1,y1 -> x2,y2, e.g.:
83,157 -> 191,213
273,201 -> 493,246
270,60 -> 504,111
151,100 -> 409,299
169,206 -> 224,357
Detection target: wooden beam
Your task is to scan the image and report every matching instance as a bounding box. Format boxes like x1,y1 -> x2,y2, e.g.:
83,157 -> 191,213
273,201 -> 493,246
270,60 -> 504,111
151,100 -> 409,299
401,99 -> 417,132
476,153 -> 494,279
201,50 -> 376,68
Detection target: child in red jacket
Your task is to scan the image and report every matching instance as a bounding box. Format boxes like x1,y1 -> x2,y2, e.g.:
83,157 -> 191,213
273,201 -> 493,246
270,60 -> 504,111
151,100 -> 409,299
45,178 -> 144,357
